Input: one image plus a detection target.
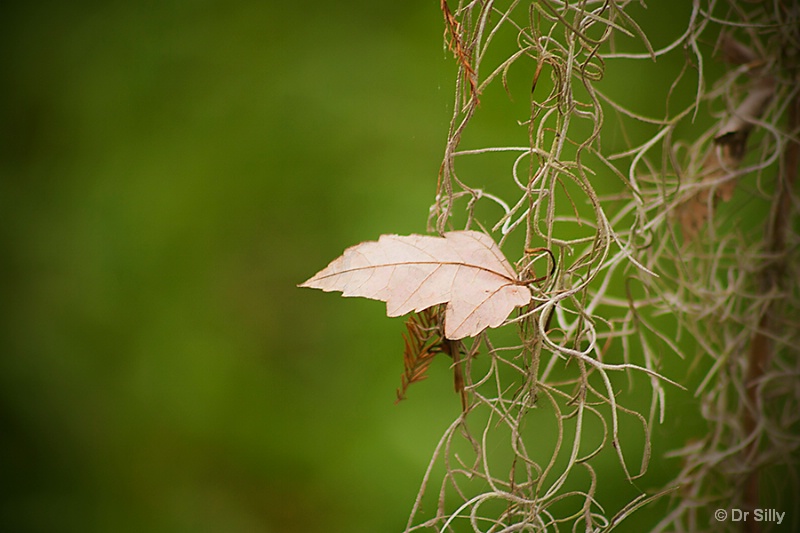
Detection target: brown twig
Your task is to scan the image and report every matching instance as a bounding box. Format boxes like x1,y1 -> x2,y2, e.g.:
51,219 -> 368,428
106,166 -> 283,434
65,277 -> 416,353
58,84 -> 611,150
742,88 -> 800,533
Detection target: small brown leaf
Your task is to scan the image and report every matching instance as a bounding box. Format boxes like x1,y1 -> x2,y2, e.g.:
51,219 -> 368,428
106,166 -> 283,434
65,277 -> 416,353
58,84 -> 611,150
718,34 -> 759,67
299,231 -> 532,339
677,75 -> 775,239
396,308 -> 444,404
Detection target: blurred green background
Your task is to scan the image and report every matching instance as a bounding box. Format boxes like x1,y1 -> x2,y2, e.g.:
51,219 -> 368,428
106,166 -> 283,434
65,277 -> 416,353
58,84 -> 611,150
1,2 -> 457,531
1,1 -> 775,532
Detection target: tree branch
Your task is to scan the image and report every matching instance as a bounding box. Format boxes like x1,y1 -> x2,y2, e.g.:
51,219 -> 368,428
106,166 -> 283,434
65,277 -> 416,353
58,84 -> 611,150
742,88 -> 800,533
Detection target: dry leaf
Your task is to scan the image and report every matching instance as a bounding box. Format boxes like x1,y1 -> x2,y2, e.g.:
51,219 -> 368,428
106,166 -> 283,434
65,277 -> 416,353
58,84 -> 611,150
394,308 -> 468,410
440,0 -> 478,104
676,36 -> 775,239
396,309 -> 444,400
299,231 -> 532,339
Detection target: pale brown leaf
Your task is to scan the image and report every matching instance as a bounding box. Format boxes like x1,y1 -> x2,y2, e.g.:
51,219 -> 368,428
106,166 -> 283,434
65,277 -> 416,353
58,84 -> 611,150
677,75 -> 775,239
299,231 -> 532,339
